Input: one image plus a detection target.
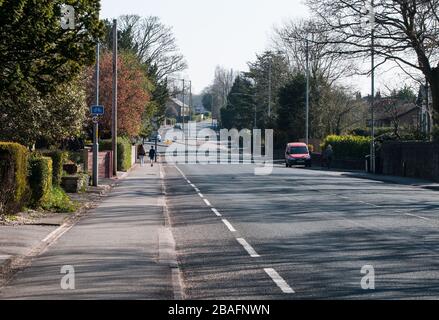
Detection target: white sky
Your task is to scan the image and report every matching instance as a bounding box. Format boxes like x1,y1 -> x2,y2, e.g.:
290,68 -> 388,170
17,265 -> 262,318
100,0 -> 410,95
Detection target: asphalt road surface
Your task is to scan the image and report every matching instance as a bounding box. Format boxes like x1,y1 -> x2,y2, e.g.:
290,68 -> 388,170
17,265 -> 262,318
165,162 -> 439,299
2,121 -> 439,299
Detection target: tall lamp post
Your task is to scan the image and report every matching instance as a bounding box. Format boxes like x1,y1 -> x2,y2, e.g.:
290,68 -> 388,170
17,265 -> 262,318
92,42 -> 100,187
369,1 -> 376,173
112,19 -> 118,177
305,39 -> 310,146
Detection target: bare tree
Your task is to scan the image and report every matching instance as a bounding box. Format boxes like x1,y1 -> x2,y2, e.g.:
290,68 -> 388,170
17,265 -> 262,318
208,66 -> 237,120
272,19 -> 356,86
306,0 -> 439,123
118,15 -> 187,80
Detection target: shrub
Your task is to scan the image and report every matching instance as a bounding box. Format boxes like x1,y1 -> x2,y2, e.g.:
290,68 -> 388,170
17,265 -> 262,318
100,136 -> 133,172
28,155 -> 53,207
321,135 -> 372,159
43,187 -> 76,213
0,142 -> 29,214
43,151 -> 69,186
433,126 -> 439,142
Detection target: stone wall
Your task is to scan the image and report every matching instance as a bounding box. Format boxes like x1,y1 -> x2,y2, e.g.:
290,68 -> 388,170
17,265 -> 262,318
380,141 -> 439,181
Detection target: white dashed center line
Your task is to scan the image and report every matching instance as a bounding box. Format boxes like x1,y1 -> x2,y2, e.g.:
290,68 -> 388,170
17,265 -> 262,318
211,208 -> 222,217
174,165 -> 295,294
264,268 -> 295,294
236,238 -> 260,257
221,219 -> 236,232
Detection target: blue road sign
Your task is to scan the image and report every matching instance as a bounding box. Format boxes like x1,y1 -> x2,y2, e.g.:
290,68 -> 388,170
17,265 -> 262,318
90,105 -> 104,115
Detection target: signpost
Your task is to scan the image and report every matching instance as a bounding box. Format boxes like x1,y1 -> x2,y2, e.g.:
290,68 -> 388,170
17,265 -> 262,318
152,117 -> 159,162
92,42 -> 101,187
90,105 -> 104,115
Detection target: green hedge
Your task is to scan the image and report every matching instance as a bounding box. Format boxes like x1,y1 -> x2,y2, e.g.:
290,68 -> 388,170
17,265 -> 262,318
43,151 -> 69,186
321,135 -> 372,159
28,155 -> 53,207
0,142 -> 29,214
100,136 -> 132,172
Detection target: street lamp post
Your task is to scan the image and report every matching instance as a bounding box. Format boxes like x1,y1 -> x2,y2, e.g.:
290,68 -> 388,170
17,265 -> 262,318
370,0 -> 376,174
305,39 -> 310,146
92,42 -> 100,187
112,19 -> 118,177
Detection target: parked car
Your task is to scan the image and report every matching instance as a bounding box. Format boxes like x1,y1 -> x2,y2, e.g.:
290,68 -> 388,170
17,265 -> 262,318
285,142 -> 312,168
174,124 -> 182,130
149,133 -> 162,143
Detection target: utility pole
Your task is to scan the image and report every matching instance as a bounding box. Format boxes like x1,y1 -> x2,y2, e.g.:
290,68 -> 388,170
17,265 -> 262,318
189,80 -> 192,122
112,19 -> 118,177
305,39 -> 310,146
370,1 -> 376,174
182,79 -> 185,133
211,94 -> 214,128
92,42 -> 100,187
268,59 -> 272,119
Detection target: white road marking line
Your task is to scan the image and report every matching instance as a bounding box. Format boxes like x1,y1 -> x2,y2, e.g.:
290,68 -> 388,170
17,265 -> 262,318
264,268 -> 295,294
236,238 -> 259,257
194,187 -> 200,192
220,219 -> 236,232
211,208 -> 222,217
203,198 -> 212,207
404,213 -> 431,221
186,180 -> 191,184
175,166 -> 187,179
198,192 -> 204,198
190,183 -> 196,188
42,223 -> 73,244
42,227 -> 64,243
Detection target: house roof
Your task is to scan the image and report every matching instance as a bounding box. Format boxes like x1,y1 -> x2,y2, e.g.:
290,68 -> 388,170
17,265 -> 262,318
169,97 -> 190,109
371,98 -> 418,121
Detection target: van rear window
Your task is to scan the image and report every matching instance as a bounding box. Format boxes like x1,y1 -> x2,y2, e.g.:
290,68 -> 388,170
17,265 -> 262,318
287,147 -> 308,154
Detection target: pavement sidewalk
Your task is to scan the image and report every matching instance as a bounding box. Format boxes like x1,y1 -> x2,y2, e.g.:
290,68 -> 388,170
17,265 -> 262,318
0,172 -> 123,286
1,162 -> 179,299
308,166 -> 439,190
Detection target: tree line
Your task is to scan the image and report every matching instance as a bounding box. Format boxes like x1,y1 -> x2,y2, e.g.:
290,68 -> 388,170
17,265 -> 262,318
202,0 -> 439,147
0,1 -> 186,149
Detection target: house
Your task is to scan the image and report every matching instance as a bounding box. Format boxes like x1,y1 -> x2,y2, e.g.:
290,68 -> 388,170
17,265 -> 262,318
365,85 -> 432,132
165,98 -> 190,121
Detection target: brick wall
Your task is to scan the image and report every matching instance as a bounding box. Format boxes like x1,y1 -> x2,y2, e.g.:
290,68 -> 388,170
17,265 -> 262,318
86,150 -> 113,179
380,141 -> 439,181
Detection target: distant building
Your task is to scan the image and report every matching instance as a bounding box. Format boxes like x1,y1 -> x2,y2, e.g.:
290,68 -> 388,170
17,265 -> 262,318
165,98 -> 190,120
194,105 -> 206,114
365,85 -> 432,134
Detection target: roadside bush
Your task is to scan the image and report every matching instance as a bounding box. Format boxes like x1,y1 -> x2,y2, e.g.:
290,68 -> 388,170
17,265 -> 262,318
28,155 -> 53,207
100,136 -> 132,172
321,135 -> 372,159
433,126 -> 439,142
43,186 -> 76,213
0,142 -> 29,214
43,150 -> 69,186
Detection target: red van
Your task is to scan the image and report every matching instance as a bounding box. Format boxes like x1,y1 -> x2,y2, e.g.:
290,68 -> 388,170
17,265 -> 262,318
285,142 -> 312,168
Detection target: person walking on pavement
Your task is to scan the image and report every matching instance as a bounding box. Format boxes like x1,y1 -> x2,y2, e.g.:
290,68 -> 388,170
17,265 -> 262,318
137,144 -> 146,167
324,144 -> 334,169
149,146 -> 156,167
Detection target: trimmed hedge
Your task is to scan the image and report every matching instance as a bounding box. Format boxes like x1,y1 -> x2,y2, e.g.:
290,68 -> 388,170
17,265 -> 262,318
321,135 -> 372,159
100,136 -> 132,172
0,142 -> 29,214
43,150 -> 69,186
28,155 -> 53,207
